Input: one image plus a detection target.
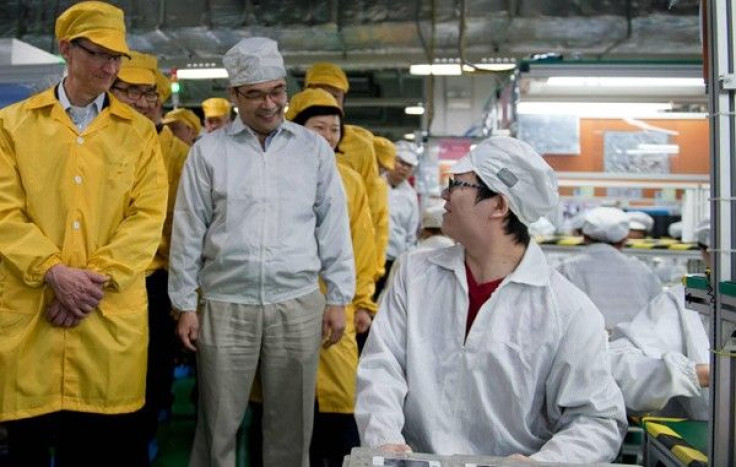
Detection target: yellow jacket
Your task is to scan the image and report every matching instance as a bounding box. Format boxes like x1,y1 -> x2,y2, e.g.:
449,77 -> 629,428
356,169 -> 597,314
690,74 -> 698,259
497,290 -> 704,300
316,163 -> 377,413
148,125 -> 190,273
338,125 -> 389,280
0,88 -> 168,421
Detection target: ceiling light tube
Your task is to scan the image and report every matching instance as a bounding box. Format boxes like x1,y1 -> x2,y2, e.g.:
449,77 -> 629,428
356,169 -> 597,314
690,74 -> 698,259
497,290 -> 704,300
177,68 -> 229,79
405,105 -> 425,115
517,101 -> 673,117
409,64 -> 462,76
546,77 -> 705,88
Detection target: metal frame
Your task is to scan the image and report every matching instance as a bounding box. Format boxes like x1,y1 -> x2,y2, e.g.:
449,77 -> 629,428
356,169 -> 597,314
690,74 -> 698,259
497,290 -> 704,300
706,0 -> 736,464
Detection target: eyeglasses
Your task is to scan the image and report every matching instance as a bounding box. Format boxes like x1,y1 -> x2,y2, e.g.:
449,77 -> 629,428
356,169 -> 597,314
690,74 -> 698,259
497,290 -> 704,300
112,85 -> 159,103
445,178 -> 486,193
234,86 -> 287,102
72,40 -> 124,65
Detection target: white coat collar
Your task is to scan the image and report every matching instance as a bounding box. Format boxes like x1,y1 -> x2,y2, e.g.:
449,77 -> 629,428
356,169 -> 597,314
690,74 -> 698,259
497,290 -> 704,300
225,115 -> 298,138
428,240 -> 551,288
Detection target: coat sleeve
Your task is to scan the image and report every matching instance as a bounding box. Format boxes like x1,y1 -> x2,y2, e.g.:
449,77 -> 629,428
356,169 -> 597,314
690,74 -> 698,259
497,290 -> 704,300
348,175 -> 378,313
167,144 -> 212,311
368,177 -> 390,279
531,301 -> 628,463
86,131 -> 168,291
0,120 -> 62,286
355,255 -> 410,447
315,141 -> 355,305
405,190 -> 419,249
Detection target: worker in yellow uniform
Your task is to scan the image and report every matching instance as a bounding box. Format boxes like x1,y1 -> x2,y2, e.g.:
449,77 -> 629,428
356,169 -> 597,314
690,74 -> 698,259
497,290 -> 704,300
201,96 -> 232,133
304,63 -> 389,284
110,51 -> 191,462
163,107 -> 202,146
0,2 -> 168,466
285,87 -> 377,467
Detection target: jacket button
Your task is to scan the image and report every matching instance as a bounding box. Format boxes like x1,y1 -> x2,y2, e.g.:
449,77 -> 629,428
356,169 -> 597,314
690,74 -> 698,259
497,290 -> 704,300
77,137 -> 84,144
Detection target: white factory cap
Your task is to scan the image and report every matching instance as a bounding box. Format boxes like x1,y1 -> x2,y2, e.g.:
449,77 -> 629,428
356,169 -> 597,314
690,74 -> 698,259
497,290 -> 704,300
421,204 -> 445,229
627,211 -> 655,232
667,221 -> 683,239
223,37 -> 286,87
449,136 -> 559,225
395,140 -> 419,166
582,207 -> 630,243
695,218 -> 711,248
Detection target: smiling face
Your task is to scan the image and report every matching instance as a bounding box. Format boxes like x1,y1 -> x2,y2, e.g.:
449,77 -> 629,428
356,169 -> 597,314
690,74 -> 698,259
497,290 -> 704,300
59,38 -> 123,104
304,114 -> 341,150
228,78 -> 287,136
110,81 -> 158,120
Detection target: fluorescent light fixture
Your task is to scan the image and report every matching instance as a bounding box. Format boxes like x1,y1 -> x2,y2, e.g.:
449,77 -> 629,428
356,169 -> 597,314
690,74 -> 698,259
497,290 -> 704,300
463,63 -> 517,72
405,105 -> 425,115
546,77 -> 705,88
517,101 -> 673,117
177,68 -> 229,80
627,143 -> 680,155
403,133 -> 416,140
409,64 -> 462,76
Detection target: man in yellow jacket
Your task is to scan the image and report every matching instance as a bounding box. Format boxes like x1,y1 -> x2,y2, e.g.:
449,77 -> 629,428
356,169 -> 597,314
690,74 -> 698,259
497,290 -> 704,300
201,96 -> 232,133
0,2 -> 167,466
111,51 -> 191,460
163,107 -> 202,146
304,63 -> 390,284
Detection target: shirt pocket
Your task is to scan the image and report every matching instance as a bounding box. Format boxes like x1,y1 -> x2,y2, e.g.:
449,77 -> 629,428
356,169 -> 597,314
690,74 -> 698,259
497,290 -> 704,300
0,261 -> 44,316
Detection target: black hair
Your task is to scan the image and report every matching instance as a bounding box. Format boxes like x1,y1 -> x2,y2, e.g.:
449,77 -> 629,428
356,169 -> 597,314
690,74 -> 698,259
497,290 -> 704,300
292,105 -> 344,149
474,177 -> 531,247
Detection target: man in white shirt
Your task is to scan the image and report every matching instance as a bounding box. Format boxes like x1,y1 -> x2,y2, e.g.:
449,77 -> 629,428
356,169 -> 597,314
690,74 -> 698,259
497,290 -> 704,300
557,207 -> 662,331
355,136 -> 627,463
168,37 -> 355,467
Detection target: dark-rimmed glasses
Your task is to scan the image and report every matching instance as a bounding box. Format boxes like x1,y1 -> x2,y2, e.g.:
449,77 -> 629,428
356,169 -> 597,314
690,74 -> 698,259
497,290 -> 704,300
72,40 -> 124,65
234,85 -> 287,102
112,85 -> 159,103
445,178 -> 486,193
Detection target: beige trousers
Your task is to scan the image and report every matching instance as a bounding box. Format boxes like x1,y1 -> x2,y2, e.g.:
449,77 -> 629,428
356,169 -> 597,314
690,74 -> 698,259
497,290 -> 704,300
189,290 -> 325,467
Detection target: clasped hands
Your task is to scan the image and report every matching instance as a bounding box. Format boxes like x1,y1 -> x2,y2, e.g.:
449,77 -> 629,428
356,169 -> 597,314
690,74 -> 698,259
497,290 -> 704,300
43,264 -> 108,328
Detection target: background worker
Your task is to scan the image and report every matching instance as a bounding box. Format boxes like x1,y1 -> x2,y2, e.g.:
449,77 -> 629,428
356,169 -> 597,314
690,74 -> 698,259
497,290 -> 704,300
163,107 -> 202,146
627,210 -> 655,240
557,206 -> 662,332
355,136 -> 626,462
111,50 -> 191,463
609,218 -> 712,420
169,38 -> 354,467
0,2 -> 167,465
201,96 -> 231,132
286,87 -> 377,467
304,62 -> 389,283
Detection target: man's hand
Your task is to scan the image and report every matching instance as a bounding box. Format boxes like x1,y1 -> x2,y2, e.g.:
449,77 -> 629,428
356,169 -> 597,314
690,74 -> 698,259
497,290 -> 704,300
322,305 -> 346,348
696,363 -> 710,388
354,308 -> 373,334
44,264 -> 107,317
177,311 -> 199,352
45,299 -> 82,328
379,444 -> 412,453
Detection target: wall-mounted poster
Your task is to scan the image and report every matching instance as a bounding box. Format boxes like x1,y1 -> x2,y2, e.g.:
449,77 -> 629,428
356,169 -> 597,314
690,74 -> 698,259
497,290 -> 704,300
518,114 -> 580,155
603,130 -> 672,174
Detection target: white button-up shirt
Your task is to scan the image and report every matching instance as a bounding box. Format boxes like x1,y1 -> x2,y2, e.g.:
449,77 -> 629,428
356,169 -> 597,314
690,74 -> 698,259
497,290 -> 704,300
386,179 -> 419,260
356,242 -> 627,463
168,118 -> 355,310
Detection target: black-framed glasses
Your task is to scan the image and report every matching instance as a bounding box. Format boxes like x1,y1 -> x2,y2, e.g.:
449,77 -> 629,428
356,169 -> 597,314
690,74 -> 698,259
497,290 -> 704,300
234,85 -> 287,102
445,178 -> 486,193
72,40 -> 124,65
112,85 -> 159,103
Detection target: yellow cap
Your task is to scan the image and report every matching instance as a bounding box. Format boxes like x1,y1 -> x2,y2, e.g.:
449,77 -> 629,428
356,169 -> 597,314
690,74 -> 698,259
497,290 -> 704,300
285,88 -> 343,122
117,51 -> 157,86
55,1 -> 130,57
373,136 -> 396,171
201,97 -> 232,118
162,108 -> 202,136
305,62 -> 349,93
155,69 -> 171,102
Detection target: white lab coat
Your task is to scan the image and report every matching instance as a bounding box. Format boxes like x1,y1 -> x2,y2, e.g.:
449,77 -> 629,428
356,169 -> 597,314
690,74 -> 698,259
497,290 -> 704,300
386,179 -> 419,260
609,284 -> 710,420
556,243 -> 662,330
168,118 -> 355,310
356,242 -> 627,463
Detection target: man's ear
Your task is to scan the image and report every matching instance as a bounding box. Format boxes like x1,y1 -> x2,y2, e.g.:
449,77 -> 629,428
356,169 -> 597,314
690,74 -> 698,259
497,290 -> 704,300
488,194 -> 511,220
58,40 -> 72,61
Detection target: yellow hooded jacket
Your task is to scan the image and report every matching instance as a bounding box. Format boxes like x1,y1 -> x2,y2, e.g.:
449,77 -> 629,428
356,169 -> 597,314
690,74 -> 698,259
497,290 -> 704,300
148,125 -> 190,273
0,88 -> 168,421
338,125 -> 389,280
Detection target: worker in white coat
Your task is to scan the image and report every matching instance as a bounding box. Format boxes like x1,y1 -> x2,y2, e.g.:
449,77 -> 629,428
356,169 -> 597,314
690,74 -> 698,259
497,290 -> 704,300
609,218 -> 711,420
355,136 -> 627,463
557,207 -> 662,331
627,211 -> 655,239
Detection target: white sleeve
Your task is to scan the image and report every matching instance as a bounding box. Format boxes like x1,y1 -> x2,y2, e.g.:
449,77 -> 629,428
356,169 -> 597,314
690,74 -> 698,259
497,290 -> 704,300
168,145 -> 212,311
531,304 -> 628,463
405,193 -> 419,249
609,338 -> 702,412
355,255 -> 410,447
314,139 -> 355,305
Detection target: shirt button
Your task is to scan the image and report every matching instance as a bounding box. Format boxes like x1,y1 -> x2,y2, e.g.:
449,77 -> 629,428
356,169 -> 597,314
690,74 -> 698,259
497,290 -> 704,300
72,221 -> 80,230
74,175 -> 82,184
76,137 -> 84,144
